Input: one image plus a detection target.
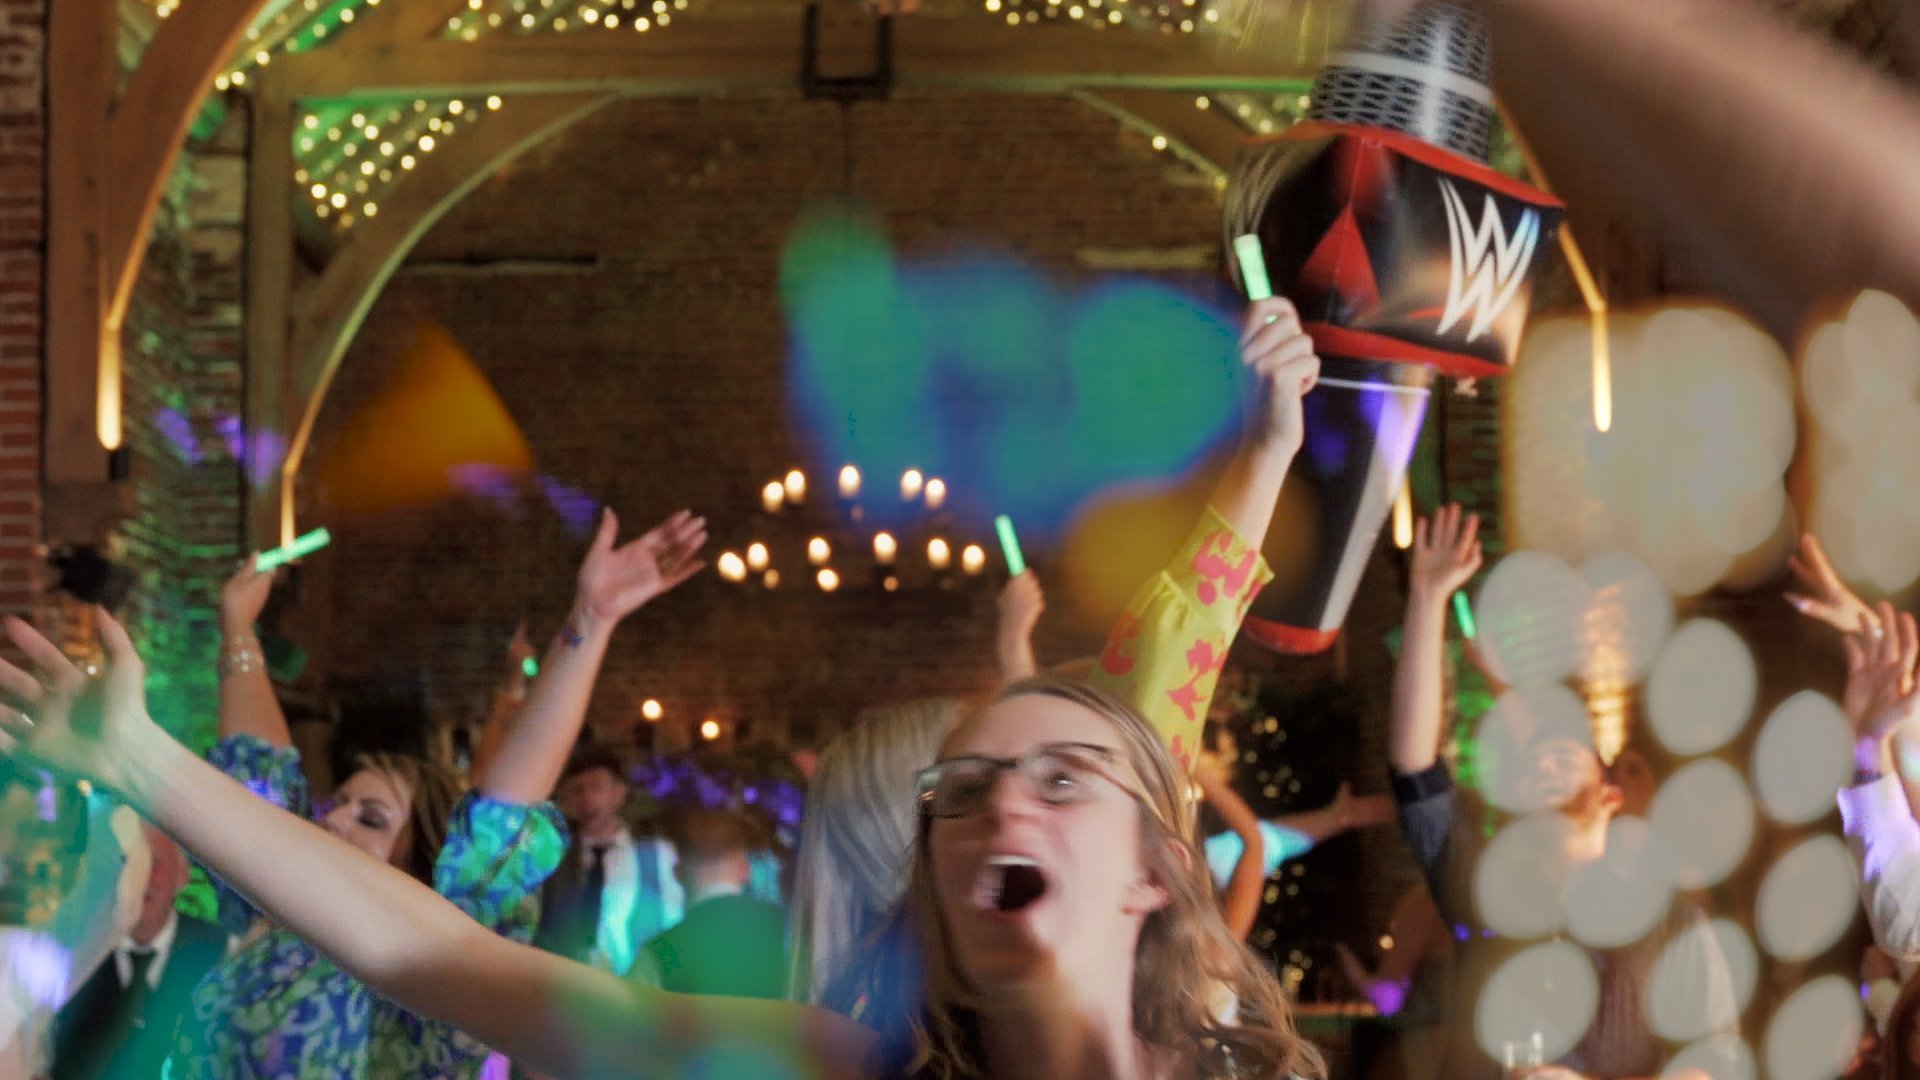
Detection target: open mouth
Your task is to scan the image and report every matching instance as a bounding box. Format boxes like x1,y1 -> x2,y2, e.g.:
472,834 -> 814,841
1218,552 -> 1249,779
973,854 -> 1050,914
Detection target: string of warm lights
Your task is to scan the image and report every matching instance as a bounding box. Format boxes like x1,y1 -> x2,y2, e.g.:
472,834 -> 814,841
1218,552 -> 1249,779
166,0 -> 1522,234
292,95 -> 504,228
442,0 -> 692,38
980,0 -> 1220,33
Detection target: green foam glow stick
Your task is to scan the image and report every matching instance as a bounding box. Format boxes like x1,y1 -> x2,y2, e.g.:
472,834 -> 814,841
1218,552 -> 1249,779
994,515 -> 1026,576
255,527 -> 332,573
1452,590 -> 1478,640
1232,233 -> 1274,303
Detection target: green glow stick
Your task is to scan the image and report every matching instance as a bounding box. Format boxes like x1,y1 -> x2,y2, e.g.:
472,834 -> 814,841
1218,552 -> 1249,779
521,656 -> 539,679
255,527 -> 331,572
1232,233 -> 1274,303
1452,590 -> 1477,640
994,515 -> 1026,576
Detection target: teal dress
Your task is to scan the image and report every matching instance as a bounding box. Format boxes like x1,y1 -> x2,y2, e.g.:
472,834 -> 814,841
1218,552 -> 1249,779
174,736 -> 565,1079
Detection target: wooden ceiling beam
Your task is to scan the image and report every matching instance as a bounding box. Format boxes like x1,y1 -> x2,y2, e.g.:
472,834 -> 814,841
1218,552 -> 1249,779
274,18 -> 1313,99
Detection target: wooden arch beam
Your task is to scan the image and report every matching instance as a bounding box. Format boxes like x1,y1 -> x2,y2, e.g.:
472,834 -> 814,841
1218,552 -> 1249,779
48,0 -> 268,537
1074,87 -> 1262,174
274,17 -> 1316,98
262,92 -> 617,544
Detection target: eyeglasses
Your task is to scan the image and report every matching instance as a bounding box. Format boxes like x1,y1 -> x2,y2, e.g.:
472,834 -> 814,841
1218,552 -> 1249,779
915,742 -> 1138,820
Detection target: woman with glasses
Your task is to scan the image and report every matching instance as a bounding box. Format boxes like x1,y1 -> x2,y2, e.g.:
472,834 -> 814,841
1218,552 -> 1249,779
788,293 -> 1323,1005
2,610 -> 1322,1080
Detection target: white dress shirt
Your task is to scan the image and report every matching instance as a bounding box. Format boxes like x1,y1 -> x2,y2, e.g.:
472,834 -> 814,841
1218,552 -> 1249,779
112,908 -> 179,991
1840,775 -> 1920,960
586,827 -> 684,977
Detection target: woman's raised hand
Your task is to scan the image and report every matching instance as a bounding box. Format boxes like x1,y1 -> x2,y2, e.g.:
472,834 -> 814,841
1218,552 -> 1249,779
575,508 -> 708,625
0,610 -> 155,796
221,559 -> 277,634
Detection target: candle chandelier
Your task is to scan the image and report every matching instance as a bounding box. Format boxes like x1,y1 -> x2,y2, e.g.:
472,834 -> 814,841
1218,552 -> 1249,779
715,465 -> 993,594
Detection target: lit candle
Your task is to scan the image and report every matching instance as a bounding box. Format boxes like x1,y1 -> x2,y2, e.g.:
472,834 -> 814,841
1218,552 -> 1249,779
817,567 -> 841,592
761,481 -> 784,514
718,552 -> 747,581
785,469 -> 807,504
925,478 -> 947,510
928,538 -> 951,570
839,465 -> 861,499
808,537 -> 831,565
700,718 -> 721,741
873,532 -> 897,564
746,542 -> 769,571
641,699 -> 663,721
961,544 -> 986,575
901,468 -> 924,501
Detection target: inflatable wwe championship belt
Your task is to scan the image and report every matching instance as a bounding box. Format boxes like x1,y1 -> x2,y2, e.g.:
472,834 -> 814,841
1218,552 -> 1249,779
1226,2 -> 1564,653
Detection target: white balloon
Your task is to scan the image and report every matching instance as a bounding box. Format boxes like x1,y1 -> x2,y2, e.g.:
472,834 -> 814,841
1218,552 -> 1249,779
1475,551 -> 1590,688
1566,816 -> 1677,950
1752,691 -> 1854,825
1476,940 -> 1600,1067
1844,290 -> 1920,408
1474,684 -> 1596,815
1663,1035 -> 1757,1080
1646,917 -> 1756,1042
1649,759 -> 1756,890
1474,813 -> 1574,941
1578,552 -> 1673,687
1802,322 -> 1864,438
1765,976 -> 1864,1080
1646,620 -> 1756,757
1756,835 -> 1858,962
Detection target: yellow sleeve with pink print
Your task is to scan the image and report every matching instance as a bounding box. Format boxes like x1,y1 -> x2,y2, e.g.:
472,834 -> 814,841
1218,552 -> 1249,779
1086,506 -> 1272,776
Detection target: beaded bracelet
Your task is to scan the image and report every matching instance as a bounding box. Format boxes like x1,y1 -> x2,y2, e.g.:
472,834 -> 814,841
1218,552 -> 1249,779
218,647 -> 261,678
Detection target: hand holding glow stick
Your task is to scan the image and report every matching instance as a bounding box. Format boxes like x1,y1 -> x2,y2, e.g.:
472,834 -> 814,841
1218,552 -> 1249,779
1452,591 -> 1477,640
994,515 -> 1026,577
255,528 -> 332,573
1233,233 -> 1275,304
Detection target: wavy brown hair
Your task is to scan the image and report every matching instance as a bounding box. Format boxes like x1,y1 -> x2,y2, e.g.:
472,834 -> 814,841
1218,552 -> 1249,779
831,675 -> 1326,1080
351,751 -> 466,884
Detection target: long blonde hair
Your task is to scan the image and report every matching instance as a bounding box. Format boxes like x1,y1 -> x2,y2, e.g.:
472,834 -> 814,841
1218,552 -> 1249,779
834,675 -> 1326,1080
789,697 -> 964,1006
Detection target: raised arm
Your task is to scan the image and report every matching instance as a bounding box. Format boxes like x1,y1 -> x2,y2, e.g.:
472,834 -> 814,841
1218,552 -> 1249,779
217,562 -> 291,748
0,613 -> 873,1080
1787,533 -> 1879,636
1268,783 -> 1395,848
1388,506 -> 1482,776
1194,766 -> 1265,941
469,623 -> 535,781
1838,603 -> 1920,961
474,509 -> 706,806
1087,299 -> 1319,765
995,572 -> 1045,683
1208,297 -> 1318,545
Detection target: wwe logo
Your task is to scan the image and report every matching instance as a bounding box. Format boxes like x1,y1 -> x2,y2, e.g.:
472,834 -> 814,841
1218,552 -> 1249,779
1437,179 -> 1540,343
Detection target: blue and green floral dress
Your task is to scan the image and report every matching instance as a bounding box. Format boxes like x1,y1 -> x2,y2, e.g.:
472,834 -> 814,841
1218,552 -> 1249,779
173,735 -> 566,1079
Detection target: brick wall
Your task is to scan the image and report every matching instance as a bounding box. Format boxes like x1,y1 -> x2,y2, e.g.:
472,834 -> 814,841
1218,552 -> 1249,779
296,93 -> 1229,751
0,0 -> 41,619
116,108 -> 249,748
